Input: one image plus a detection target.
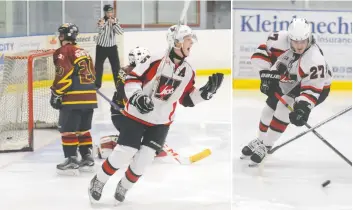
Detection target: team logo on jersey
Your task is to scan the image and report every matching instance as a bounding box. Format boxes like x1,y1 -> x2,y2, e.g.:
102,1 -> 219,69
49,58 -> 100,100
154,75 -> 181,101
55,66 -> 64,76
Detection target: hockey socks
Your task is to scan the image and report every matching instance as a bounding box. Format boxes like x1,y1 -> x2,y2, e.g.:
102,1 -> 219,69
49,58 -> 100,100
61,133 -> 79,158
121,166 -> 142,189
120,145 -> 155,189
78,131 -> 93,157
96,145 -> 138,183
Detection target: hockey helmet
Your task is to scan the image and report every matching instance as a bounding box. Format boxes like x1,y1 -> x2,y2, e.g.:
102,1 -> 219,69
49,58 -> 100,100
128,46 -> 151,67
57,23 -> 79,42
166,25 -> 197,49
288,18 -> 313,51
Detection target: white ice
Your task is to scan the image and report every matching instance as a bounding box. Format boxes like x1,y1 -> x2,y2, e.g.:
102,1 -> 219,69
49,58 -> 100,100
233,90 -> 352,210
0,76 -> 232,210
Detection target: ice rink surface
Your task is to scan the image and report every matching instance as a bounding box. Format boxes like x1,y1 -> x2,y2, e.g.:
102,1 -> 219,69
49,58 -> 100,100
233,90 -> 352,210
0,76 -> 232,210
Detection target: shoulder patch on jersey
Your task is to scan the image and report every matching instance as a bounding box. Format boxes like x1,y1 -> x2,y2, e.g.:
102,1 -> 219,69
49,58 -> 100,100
55,66 -> 64,76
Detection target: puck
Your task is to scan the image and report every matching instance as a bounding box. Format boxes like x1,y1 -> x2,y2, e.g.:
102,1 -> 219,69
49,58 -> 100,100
322,180 -> 331,187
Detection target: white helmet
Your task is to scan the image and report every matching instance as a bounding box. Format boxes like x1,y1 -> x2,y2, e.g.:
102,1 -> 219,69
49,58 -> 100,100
166,25 -> 197,48
288,18 -> 313,51
288,18 -> 312,41
128,46 -> 150,66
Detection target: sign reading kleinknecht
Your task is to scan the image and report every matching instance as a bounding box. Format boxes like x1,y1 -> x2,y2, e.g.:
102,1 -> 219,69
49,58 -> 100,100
233,9 -> 352,81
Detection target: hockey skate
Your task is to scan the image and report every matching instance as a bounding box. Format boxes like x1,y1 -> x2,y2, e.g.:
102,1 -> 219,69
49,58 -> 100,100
114,180 -> 128,204
88,175 -> 105,203
79,153 -> 95,173
248,143 -> 272,167
240,138 -> 263,159
56,156 -> 80,176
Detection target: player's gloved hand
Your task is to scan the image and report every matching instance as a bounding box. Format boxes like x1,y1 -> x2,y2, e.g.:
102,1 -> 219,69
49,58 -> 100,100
200,73 -> 224,100
259,70 -> 282,97
289,101 -> 311,126
50,91 -> 62,110
129,91 -> 154,114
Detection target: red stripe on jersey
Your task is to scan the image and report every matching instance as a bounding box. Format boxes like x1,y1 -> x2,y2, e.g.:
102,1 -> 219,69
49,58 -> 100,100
259,44 -> 267,50
270,48 -> 285,58
169,102 -> 177,121
301,85 -> 322,94
251,54 -> 271,63
129,71 -> 139,77
324,85 -> 331,89
179,71 -> 196,104
122,110 -> 155,126
301,93 -> 318,104
143,59 -> 162,86
125,79 -> 142,84
298,66 -> 306,78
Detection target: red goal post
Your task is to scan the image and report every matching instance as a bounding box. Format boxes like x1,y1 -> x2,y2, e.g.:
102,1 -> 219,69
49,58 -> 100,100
0,49 -> 58,153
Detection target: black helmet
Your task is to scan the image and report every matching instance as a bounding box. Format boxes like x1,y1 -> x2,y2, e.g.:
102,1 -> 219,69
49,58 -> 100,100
57,23 -> 79,41
103,4 -> 113,12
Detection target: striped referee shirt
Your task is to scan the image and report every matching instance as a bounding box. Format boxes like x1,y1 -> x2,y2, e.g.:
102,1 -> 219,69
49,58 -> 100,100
96,17 -> 124,47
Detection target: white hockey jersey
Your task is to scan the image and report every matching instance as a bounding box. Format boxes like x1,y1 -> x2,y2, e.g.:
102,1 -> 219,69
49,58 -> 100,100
123,52 -> 204,125
251,30 -> 332,108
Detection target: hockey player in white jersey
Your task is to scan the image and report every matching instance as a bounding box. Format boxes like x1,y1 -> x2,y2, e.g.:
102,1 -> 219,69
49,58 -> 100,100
240,18 -> 332,166
96,46 -> 167,159
88,25 -> 224,203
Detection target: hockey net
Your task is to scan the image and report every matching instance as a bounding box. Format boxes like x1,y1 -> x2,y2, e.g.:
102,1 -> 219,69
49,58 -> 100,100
0,50 -> 58,152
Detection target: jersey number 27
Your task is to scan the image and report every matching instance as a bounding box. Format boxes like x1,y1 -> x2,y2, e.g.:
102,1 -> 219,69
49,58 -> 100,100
309,65 -> 326,79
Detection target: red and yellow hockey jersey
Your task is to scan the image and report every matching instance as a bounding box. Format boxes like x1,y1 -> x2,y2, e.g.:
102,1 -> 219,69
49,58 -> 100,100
51,44 -> 97,110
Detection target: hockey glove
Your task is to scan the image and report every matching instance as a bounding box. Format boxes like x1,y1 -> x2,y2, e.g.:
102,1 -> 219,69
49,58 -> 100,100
129,91 -> 154,114
289,101 -> 311,126
50,91 -> 63,110
259,70 -> 282,97
200,73 -> 224,100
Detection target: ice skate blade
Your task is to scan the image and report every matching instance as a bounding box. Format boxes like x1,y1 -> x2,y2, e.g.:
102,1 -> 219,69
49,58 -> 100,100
240,155 -> 251,160
114,199 -> 123,206
248,160 -> 260,167
56,168 -> 80,176
79,166 -> 95,173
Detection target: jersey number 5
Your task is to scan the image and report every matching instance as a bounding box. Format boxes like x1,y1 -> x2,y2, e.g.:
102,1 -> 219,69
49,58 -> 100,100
309,65 -> 325,79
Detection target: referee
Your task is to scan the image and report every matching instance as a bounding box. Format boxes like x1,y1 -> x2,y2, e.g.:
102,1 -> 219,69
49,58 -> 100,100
95,4 -> 124,89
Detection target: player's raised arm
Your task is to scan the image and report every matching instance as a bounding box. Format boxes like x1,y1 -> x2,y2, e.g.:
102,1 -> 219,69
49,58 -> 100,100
179,71 -> 224,107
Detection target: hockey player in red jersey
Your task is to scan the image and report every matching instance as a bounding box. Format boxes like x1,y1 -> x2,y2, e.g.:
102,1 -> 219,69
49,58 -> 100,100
88,25 -> 224,203
50,23 -> 97,175
240,18 -> 332,166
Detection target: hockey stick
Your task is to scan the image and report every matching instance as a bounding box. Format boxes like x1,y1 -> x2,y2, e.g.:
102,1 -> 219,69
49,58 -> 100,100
96,89 -> 124,114
274,92 -> 352,166
163,144 -> 211,165
268,105 -> 352,154
150,0 -> 191,97
96,89 -> 210,164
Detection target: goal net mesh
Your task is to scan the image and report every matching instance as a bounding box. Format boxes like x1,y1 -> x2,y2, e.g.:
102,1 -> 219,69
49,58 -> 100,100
0,50 -> 58,152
